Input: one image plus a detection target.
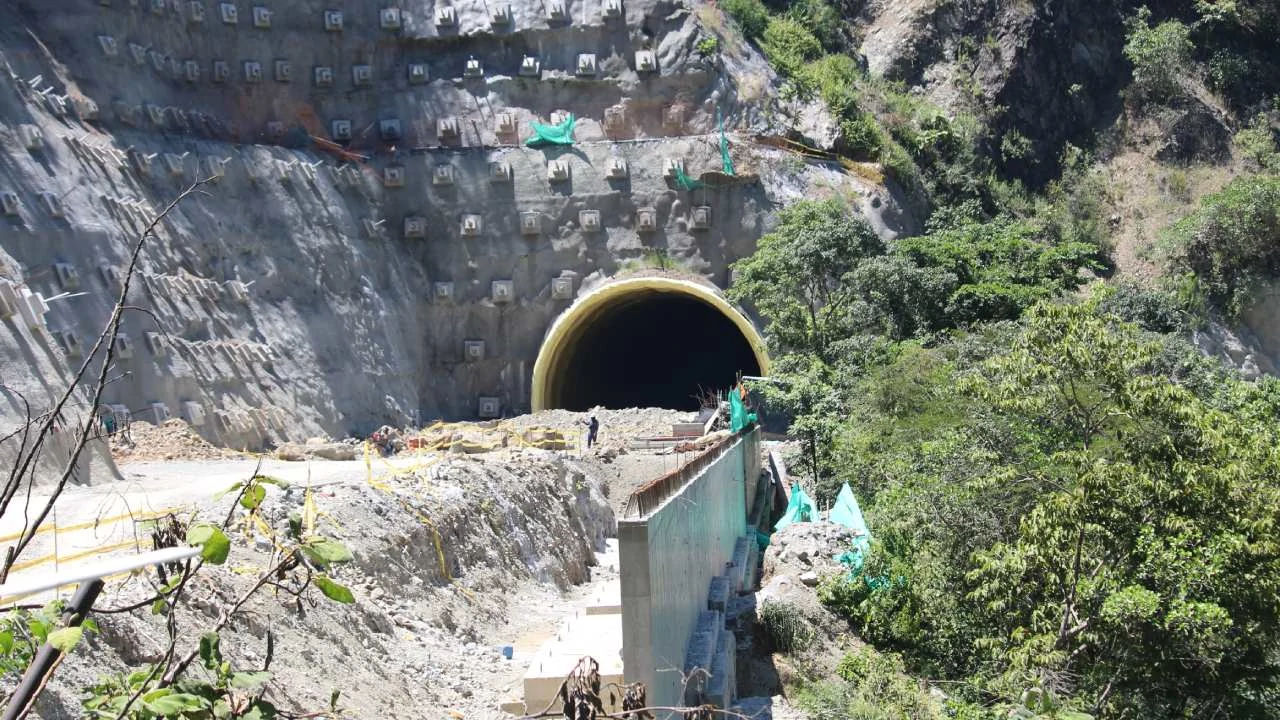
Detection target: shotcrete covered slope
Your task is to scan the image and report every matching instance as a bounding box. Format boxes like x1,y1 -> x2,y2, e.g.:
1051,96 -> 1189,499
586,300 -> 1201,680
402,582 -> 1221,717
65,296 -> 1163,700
0,0 -> 913,468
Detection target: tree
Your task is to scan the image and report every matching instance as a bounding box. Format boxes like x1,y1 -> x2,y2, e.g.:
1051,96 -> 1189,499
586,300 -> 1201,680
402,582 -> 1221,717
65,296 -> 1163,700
1124,8 -> 1195,105
825,301 -> 1280,717
728,198 -> 884,363
966,302 -> 1280,717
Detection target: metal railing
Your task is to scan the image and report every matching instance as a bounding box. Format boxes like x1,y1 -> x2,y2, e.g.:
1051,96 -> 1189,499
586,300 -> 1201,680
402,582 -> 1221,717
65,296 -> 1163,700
622,425 -> 757,519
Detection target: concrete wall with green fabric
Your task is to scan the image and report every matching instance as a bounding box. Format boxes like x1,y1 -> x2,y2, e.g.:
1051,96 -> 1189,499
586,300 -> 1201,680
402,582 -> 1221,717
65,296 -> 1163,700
619,429 -> 754,707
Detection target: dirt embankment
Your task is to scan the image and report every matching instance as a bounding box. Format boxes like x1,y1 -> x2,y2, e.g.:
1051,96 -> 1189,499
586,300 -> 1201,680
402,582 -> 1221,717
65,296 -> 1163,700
33,449 -> 616,719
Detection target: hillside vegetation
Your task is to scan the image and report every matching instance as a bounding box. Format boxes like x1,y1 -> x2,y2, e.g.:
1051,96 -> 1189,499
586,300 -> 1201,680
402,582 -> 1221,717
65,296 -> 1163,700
725,0 -> 1280,717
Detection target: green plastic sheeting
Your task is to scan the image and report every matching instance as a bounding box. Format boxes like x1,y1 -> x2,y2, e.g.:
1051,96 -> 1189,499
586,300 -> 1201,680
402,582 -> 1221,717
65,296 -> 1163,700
830,483 -> 870,539
525,114 -> 576,147
718,109 -> 735,176
774,484 -> 814,531
729,387 -> 757,432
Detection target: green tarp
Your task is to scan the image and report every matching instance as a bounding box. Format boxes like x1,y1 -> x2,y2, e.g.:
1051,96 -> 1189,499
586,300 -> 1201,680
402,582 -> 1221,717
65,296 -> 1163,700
674,166 -> 703,191
729,387 -> 757,432
774,483 -> 814,531
525,114 -> 576,147
831,483 -> 872,572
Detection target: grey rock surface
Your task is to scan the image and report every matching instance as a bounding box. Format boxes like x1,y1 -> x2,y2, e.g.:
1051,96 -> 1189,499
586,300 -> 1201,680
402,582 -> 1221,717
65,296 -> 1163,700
0,0 -> 910,477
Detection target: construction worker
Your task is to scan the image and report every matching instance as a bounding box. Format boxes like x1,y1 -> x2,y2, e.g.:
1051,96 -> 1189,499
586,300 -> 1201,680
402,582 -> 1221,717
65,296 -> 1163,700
586,415 -> 600,449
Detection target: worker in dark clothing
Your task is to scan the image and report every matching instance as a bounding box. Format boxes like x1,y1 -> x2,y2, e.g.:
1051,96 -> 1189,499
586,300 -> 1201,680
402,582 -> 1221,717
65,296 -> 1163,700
586,415 -> 600,449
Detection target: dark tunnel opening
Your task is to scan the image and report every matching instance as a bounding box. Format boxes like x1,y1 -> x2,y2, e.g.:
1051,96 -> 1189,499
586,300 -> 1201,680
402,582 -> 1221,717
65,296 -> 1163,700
555,293 -> 762,411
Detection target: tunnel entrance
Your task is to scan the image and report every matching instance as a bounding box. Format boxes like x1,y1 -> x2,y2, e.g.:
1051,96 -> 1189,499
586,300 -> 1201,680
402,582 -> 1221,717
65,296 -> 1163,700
532,277 -> 768,412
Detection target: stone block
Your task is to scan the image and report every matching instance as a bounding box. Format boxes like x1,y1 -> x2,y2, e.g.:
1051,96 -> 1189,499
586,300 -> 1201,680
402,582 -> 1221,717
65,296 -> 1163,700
382,166 -> 405,187
352,64 -> 372,86
274,59 -> 291,82
576,54 -> 597,77
219,2 -> 237,23
181,401 -> 206,426
243,61 -> 263,83
551,276 -> 573,300
547,0 -> 566,21
331,119 -> 352,141
434,5 -> 456,27
252,5 -> 270,27
39,192 -> 64,218
404,216 -> 427,238
19,124 -> 42,151
55,330 -> 82,356
323,9 -> 343,31
437,116 -> 460,141
464,57 -> 483,78
144,331 -> 168,356
520,211 -> 540,236
379,7 -> 401,29
489,161 -> 512,182
519,55 -> 540,77
490,4 -> 512,25
315,65 -> 335,87
408,63 -> 428,84
636,207 -> 657,231
579,209 -> 601,232
433,281 -> 454,300
707,574 -> 729,612
379,118 -> 401,141
606,157 -> 628,179
432,164 -> 454,185
212,60 -> 230,83
460,213 -> 482,237
1,191 -> 21,217
478,396 -> 500,418
603,0 -> 622,19
491,279 -> 514,303
636,50 -> 657,72
53,263 -> 80,290
97,35 -> 119,58
464,339 -> 484,361
691,205 -> 711,230
113,334 -> 134,360
547,159 -> 570,182
188,0 -> 205,22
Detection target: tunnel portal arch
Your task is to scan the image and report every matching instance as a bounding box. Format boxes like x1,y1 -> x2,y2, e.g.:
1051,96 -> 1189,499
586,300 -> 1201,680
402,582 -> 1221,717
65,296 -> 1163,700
531,277 -> 770,411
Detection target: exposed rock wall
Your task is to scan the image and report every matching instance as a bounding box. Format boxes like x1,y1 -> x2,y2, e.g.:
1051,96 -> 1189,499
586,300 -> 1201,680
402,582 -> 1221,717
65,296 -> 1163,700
0,0 -> 911,469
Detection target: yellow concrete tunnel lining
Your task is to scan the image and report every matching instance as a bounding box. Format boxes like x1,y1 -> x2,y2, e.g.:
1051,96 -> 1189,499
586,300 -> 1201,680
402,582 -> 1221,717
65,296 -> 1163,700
531,277 -> 771,411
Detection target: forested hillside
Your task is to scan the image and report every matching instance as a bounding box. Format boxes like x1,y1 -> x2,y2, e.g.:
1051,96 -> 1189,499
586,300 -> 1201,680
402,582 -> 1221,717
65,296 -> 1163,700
723,0 -> 1280,717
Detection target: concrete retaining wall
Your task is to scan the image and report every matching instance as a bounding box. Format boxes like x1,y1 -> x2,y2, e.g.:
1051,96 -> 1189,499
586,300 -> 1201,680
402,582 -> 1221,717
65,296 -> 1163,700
618,428 -> 755,707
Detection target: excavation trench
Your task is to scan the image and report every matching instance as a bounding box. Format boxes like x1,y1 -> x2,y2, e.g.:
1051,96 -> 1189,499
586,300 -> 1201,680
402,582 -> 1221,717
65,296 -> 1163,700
532,277 -> 768,411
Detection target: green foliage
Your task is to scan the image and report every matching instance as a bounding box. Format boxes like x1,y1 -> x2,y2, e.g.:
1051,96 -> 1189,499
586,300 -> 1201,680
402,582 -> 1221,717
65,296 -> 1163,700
186,522 -> 231,565
314,575 -> 355,604
719,0 -> 769,40
728,198 -> 884,361
758,601 -> 814,654
695,36 -> 720,57
1234,113 -> 1279,170
0,601 -> 97,680
1123,7 -> 1195,106
794,647 -> 951,720
1163,174 -> 1280,317
83,633 -> 280,719
822,301 -> 1280,716
895,219 -> 1098,325
760,17 -> 824,78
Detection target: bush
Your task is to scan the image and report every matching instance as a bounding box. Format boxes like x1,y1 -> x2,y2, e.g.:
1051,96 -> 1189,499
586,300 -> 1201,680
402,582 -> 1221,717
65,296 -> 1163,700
758,600 -> 814,653
1124,7 -> 1194,105
720,0 -> 768,40
1234,113 -> 1279,170
695,36 -> 720,57
1165,174 -> 1280,316
761,17 -> 824,78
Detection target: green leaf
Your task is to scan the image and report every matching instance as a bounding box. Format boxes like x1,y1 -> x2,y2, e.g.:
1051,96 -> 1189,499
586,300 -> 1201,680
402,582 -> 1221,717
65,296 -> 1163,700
47,626 -> 83,653
151,595 -> 168,616
314,575 -> 355,604
300,538 -> 353,567
240,484 -> 267,510
240,700 -> 278,720
0,630 -> 14,653
187,523 -> 230,564
253,474 -> 289,488
329,689 -> 341,712
229,671 -> 273,689
198,632 -> 221,670
143,691 -> 207,715
213,481 -> 244,500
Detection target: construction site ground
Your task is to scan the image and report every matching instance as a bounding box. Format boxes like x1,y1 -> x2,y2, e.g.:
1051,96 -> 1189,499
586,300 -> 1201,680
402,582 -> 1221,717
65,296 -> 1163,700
12,408 -> 715,719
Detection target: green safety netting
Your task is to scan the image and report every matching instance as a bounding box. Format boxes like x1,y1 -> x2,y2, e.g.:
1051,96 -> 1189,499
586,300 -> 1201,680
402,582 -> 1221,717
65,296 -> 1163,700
728,387 -> 757,433
674,166 -> 703,191
774,483 -> 815,531
718,108 -> 735,176
525,114 -> 577,147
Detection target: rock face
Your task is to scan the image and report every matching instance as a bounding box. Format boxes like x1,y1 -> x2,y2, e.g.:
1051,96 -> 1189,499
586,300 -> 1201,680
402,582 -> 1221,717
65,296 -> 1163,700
0,0 -> 911,470
856,0 -> 1128,184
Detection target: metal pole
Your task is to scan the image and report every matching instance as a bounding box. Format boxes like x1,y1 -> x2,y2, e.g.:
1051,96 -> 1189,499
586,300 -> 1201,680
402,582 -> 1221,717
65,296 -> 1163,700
2,578 -> 104,720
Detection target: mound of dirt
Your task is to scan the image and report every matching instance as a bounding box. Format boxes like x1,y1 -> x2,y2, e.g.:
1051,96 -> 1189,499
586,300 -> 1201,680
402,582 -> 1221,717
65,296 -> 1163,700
110,419 -> 239,463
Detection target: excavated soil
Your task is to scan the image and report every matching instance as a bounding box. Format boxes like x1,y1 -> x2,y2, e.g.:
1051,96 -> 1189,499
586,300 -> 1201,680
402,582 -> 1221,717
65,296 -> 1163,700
110,419 -> 240,463
26,409 -> 713,718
